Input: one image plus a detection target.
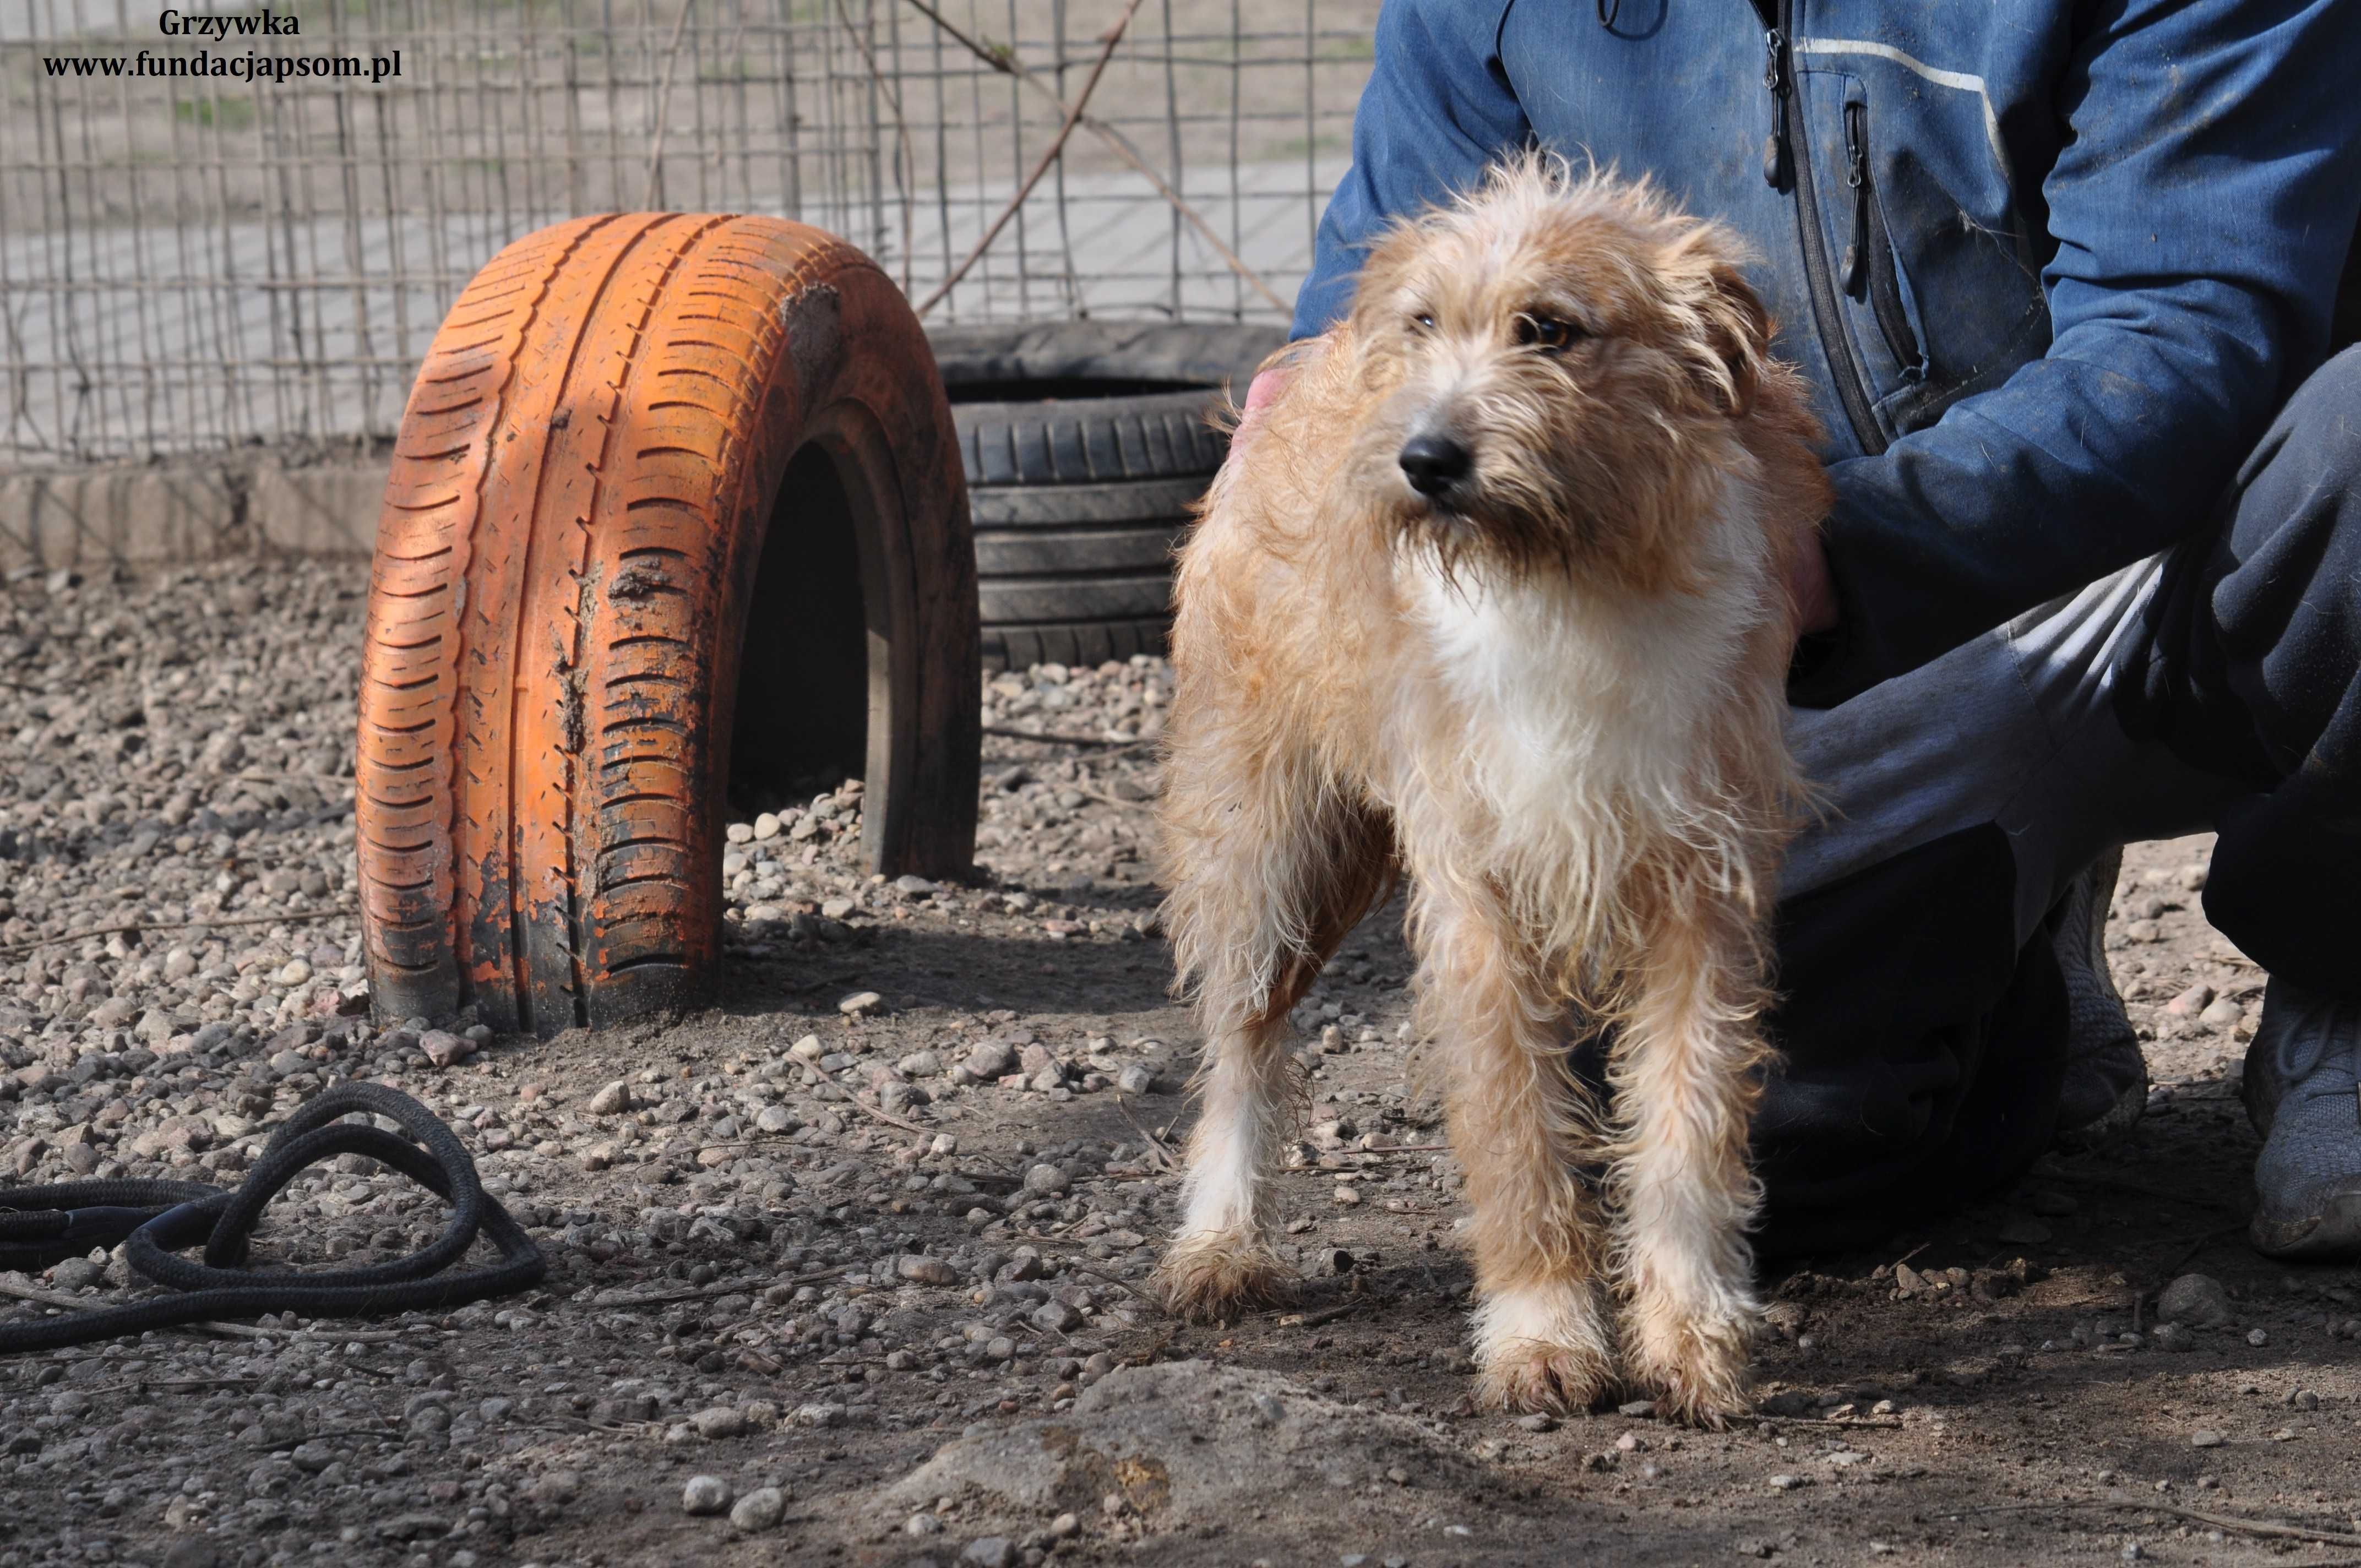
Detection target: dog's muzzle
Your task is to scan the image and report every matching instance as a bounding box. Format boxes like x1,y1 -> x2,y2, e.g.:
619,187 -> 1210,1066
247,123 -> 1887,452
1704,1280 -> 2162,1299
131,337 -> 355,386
1398,433 -> 1472,501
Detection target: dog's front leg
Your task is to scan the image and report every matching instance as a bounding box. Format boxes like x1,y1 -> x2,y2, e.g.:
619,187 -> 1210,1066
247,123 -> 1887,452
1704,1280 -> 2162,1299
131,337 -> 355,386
1608,899 -> 1774,1427
1422,892 -> 1618,1414
1154,752 -> 1394,1322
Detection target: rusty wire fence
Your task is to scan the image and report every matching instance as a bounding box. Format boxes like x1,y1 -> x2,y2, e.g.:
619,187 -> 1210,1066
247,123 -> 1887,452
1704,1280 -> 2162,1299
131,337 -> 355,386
0,0 -> 1375,464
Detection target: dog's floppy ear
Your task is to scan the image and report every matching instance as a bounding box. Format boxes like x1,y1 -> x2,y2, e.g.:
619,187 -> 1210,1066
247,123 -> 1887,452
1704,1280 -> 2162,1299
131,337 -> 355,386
1661,232 -> 1769,419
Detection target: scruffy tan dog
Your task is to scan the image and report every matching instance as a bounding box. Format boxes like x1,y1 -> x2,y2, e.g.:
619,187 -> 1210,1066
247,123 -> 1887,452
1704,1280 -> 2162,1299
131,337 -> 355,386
1150,155 -> 1831,1425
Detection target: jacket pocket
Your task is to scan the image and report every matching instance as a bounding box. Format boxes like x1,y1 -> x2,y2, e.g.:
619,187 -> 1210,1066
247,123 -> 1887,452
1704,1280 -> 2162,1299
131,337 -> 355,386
1841,100 -> 1925,380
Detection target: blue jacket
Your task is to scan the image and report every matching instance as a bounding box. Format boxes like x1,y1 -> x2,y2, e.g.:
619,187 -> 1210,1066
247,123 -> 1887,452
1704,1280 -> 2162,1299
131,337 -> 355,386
1293,0 -> 2361,704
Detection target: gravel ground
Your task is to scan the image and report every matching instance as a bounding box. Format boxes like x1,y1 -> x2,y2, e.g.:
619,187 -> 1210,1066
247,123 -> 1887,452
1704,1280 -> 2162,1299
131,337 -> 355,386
3,558 -> 2359,1568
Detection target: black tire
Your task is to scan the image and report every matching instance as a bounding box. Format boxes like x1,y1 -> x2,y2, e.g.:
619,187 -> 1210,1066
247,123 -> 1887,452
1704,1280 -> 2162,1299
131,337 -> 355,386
928,322 -> 1286,671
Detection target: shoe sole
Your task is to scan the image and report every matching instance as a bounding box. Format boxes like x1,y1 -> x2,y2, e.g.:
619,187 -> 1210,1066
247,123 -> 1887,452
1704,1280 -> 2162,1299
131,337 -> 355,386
2251,1187 -> 2361,1262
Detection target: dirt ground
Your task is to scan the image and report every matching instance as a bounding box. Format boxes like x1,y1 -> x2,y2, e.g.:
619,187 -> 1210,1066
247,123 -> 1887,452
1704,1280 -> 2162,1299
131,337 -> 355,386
2,558 -> 2356,1568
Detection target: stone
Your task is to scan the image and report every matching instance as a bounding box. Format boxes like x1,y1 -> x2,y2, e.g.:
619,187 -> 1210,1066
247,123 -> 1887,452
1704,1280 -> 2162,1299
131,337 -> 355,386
50,1256 -> 103,1291
2190,1430 -> 2224,1449
960,1539 -> 1015,1567
753,813 -> 782,840
1023,1163 -> 1069,1195
1031,1299 -> 1082,1333
756,1105 -> 798,1135
875,1363 -> 1483,1529
2158,1274 -> 2234,1329
897,1050 -> 944,1078
964,1041 -> 1016,1080
838,990 -> 883,1016
2200,996 -> 2245,1029
728,1485 -> 786,1533
588,1081 -> 633,1115
691,1406 -> 749,1440
2164,983 -> 2214,1017
419,1030 -> 471,1069
1117,1063 -> 1158,1096
897,1254 -> 958,1286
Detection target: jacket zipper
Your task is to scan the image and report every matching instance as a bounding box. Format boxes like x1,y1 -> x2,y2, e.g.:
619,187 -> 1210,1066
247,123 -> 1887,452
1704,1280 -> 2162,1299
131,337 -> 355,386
1754,0 -> 1886,455
1843,100 -> 1927,375
1841,101 -> 1869,292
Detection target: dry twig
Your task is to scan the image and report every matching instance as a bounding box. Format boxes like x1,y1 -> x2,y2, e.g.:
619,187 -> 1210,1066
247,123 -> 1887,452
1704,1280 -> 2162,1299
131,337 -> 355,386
0,905 -> 357,961
640,0 -> 699,210
982,724 -> 1158,750
899,0 -> 1288,313
847,1093 -> 934,1137
915,0 -> 1146,316
1114,1090 -> 1178,1171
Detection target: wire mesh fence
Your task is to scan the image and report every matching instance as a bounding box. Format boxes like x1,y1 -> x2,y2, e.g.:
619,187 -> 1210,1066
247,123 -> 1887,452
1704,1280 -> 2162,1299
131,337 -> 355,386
0,0 -> 1375,464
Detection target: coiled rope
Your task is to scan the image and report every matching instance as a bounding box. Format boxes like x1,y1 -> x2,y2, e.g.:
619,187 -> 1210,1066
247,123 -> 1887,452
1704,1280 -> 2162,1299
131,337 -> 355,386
0,1082 -> 545,1353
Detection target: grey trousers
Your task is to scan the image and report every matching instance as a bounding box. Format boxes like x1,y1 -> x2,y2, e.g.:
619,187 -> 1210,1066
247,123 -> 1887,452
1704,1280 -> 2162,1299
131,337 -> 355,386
1785,554 -> 2234,942
1739,346 -> 2361,1253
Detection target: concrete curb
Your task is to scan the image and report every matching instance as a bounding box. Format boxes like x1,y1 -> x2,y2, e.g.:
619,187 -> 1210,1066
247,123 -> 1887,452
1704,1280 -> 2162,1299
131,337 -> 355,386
0,455 -> 391,572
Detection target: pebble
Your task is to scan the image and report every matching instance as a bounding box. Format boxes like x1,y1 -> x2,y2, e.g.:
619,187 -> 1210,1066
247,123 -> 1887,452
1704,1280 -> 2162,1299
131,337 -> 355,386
679,1473 -> 732,1511
50,1257 -> 104,1291
897,1254 -> 958,1286
2248,1328 -> 2270,1347
2158,1274 -> 2234,1329
961,1539 -> 1015,1568
2190,1430 -> 2224,1449
420,1030 -> 471,1068
1023,1163 -> 1070,1195
690,1406 -> 748,1439
1117,1063 -> 1158,1096
728,1485 -> 786,1533
965,1041 -> 1017,1080
588,1081 -> 633,1115
2165,983 -> 2215,1017
838,990 -> 883,1016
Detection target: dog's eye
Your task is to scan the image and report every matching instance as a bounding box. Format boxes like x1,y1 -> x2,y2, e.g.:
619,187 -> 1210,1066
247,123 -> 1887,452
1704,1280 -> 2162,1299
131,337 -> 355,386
1514,314 -> 1583,353
1410,311 -> 1436,334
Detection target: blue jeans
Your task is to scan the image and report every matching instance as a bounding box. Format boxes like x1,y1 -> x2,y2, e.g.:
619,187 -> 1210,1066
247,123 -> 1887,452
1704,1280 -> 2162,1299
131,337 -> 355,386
1749,346 -> 2361,1254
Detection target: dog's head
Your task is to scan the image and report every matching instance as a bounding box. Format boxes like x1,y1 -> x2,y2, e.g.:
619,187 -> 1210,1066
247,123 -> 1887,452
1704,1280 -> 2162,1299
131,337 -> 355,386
1345,153 -> 1776,591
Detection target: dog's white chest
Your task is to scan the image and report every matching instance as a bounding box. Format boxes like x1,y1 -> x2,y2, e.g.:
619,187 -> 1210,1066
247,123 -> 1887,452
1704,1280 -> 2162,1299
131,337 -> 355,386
1394,549 -> 1766,863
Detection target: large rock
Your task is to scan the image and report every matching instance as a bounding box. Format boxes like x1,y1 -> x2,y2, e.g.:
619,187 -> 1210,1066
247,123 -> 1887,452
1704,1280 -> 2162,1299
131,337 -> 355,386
872,1362 -> 1482,1527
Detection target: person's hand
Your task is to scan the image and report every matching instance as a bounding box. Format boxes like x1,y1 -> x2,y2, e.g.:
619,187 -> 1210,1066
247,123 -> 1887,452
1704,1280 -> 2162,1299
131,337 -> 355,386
1786,529 -> 1838,637
1231,365 -> 1292,451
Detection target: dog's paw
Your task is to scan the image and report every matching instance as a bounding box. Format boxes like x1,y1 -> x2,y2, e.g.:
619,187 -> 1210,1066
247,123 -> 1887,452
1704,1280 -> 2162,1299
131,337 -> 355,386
1153,1236 -> 1299,1322
1621,1309 -> 1756,1428
1476,1338 -> 1616,1415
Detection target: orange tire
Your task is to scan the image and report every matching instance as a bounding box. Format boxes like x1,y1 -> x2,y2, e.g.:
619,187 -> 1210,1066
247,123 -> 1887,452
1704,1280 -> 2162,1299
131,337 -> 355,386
356,215 -> 978,1038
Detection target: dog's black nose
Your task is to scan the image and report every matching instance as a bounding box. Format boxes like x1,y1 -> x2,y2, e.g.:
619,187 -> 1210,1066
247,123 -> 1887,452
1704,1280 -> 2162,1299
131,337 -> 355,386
1398,433 -> 1472,497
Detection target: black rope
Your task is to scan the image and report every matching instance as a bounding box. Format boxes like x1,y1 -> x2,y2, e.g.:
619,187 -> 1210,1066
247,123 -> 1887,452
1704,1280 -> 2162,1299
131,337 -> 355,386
0,1082 -> 545,1353
1597,0 -> 1623,27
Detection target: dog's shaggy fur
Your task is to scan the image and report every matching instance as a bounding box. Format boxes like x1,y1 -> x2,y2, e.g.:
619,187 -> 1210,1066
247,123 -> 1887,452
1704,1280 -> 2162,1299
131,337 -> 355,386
1150,156 -> 1832,1425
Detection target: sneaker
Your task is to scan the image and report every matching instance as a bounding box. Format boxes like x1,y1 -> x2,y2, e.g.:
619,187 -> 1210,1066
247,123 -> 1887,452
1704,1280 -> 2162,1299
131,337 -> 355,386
2243,981 -> 2361,1261
2049,848 -> 2148,1150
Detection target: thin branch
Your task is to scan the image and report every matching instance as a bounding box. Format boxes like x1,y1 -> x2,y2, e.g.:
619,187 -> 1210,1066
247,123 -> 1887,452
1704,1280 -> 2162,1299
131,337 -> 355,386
982,724 -> 1158,750
1113,1090 -> 1178,1170
0,905 -> 357,961
640,0 -> 699,211
914,0 -> 1145,317
847,1092 -> 934,1137
832,0 -> 918,292
900,0 -> 1288,314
